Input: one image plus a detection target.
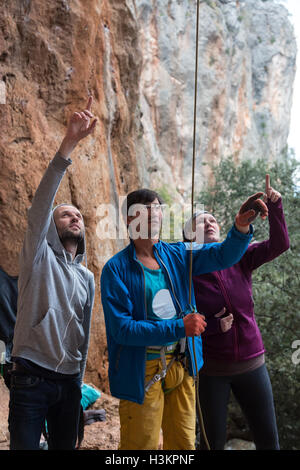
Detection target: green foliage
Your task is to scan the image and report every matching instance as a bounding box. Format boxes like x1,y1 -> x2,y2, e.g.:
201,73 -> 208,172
158,184 -> 173,207
197,153 -> 300,449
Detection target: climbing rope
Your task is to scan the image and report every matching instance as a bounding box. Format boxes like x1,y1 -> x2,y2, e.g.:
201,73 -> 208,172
189,0 -> 210,451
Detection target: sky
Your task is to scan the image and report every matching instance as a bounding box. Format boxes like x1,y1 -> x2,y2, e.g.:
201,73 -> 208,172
277,0 -> 300,159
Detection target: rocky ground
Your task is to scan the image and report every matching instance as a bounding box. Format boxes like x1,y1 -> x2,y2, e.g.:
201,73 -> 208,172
0,376 -> 254,451
0,377 -> 120,451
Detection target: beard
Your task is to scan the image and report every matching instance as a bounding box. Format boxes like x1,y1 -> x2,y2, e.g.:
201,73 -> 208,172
59,228 -> 84,244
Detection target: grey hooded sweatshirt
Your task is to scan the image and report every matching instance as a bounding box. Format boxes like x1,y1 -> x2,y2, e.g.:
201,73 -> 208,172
12,152 -> 95,380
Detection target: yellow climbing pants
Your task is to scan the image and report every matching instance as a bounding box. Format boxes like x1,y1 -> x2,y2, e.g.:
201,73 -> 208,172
119,357 -> 196,450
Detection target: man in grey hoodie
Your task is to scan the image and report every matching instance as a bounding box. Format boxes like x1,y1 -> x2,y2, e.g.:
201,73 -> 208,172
8,97 -> 97,450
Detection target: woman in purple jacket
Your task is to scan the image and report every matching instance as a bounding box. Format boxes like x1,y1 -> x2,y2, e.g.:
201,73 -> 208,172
187,176 -> 289,450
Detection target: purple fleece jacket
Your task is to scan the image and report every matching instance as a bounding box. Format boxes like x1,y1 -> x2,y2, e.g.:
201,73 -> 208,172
193,198 -> 290,362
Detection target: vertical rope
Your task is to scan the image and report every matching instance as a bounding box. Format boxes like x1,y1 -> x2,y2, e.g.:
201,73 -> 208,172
189,0 -> 211,451
188,0 -> 200,305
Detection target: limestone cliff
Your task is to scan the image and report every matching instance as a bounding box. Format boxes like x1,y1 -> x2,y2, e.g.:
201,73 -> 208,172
136,0 -> 297,197
0,0 -> 296,389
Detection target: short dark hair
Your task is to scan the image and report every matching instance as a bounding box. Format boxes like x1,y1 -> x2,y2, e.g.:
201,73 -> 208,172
122,188 -> 164,219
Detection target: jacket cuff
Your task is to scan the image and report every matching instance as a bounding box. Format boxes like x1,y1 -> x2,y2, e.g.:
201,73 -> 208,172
232,223 -> 253,238
267,197 -> 282,210
177,318 -> 186,338
51,152 -> 72,173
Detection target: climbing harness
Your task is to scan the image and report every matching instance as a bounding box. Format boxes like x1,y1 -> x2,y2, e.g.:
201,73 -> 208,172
144,340 -> 186,393
188,0 -> 211,451
144,345 -> 177,393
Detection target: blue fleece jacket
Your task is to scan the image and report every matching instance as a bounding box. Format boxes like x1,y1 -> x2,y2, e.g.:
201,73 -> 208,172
101,225 -> 253,404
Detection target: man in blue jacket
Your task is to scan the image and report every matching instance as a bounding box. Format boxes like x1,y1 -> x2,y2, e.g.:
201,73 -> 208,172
101,188 -> 267,450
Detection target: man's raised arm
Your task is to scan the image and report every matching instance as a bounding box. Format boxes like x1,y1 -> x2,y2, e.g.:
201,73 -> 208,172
22,97 -> 97,262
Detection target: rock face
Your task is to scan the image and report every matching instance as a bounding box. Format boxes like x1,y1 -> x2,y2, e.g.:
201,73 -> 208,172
136,0 -> 297,197
0,0 -> 296,390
